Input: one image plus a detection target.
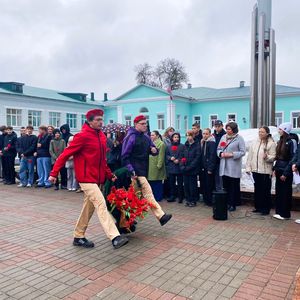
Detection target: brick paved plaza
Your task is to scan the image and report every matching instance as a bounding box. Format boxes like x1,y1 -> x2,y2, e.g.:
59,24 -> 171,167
1,185 -> 300,300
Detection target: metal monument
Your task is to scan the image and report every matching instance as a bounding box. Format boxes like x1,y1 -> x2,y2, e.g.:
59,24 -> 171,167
250,0 -> 276,128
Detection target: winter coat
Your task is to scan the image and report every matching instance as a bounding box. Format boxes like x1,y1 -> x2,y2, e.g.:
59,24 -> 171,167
49,138 -> 66,164
273,136 -> 294,177
166,144 -> 185,175
194,131 -> 203,145
217,134 -> 246,178
16,134 -> 38,157
50,123 -> 113,184
180,141 -> 201,175
121,127 -> 158,177
213,128 -> 226,164
2,133 -> 17,157
148,139 -> 166,181
107,139 -> 122,166
245,137 -> 276,175
200,137 -> 216,173
60,124 -> 73,144
37,134 -> 52,158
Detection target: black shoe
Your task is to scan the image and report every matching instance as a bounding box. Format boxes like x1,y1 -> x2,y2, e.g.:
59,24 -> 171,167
118,224 -> 136,234
167,197 -> 176,202
185,202 -> 191,207
252,209 -> 260,213
178,198 -> 183,204
189,202 -> 197,207
228,206 -> 236,212
61,186 -> 67,190
73,237 -> 95,248
112,235 -> 129,249
159,213 -> 172,226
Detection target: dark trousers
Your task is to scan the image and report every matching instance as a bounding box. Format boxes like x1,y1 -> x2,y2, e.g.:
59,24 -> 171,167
163,178 -> 170,198
60,166 -> 67,187
275,170 -> 293,218
200,169 -> 214,206
252,172 -> 272,214
169,173 -> 184,200
149,180 -> 163,201
183,174 -> 198,203
222,176 -> 240,208
2,156 -> 16,183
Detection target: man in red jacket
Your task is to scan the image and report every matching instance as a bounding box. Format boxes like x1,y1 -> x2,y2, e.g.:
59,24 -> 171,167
49,109 -> 128,249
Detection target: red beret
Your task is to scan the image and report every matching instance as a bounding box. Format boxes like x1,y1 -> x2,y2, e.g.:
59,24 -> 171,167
86,109 -> 104,120
134,115 -> 146,124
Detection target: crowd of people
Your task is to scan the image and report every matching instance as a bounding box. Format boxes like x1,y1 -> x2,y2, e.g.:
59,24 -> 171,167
1,115 -> 300,224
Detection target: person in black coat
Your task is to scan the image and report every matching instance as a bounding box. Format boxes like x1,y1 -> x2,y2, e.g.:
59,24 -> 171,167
0,125 -> 6,180
180,130 -> 201,207
200,128 -> 216,206
273,123 -> 295,220
59,124 -> 73,189
213,120 -> 226,191
165,132 -> 185,203
1,126 -> 17,184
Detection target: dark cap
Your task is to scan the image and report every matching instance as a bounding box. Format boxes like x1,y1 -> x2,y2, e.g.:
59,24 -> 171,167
214,120 -> 223,126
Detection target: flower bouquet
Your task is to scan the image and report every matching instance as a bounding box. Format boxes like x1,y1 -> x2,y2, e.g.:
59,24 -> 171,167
107,185 -> 156,230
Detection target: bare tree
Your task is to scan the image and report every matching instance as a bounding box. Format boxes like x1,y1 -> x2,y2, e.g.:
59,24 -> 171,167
155,58 -> 188,90
134,58 -> 188,90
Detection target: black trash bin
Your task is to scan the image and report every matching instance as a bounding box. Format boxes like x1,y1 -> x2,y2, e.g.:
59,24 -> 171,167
212,190 -> 228,220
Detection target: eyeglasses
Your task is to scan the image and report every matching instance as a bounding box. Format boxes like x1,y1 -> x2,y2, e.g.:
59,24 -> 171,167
138,122 -> 147,125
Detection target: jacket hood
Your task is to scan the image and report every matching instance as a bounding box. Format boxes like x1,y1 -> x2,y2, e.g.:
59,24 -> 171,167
202,136 -> 216,143
60,124 -> 71,134
171,132 -> 181,144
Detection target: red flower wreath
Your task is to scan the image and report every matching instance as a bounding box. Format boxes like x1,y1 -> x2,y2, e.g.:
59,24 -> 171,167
107,185 -> 156,229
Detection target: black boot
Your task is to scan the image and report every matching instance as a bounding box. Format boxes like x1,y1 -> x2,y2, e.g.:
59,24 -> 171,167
112,235 -> 129,249
73,237 -> 94,248
159,214 -> 172,226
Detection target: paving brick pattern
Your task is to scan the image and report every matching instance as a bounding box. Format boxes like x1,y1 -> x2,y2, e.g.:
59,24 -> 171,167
0,185 -> 300,299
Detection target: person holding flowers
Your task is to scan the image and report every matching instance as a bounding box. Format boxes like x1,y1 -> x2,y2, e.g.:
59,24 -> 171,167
217,122 -> 245,212
49,109 -> 129,249
180,130 -> 201,207
165,132 -> 185,203
122,115 -> 172,226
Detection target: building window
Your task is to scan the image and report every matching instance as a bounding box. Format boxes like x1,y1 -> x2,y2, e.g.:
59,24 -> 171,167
66,113 -> 77,129
157,114 -> 165,130
184,116 -> 188,131
28,110 -> 42,127
140,107 -> 149,113
227,113 -> 236,123
193,116 -> 201,127
292,112 -> 300,129
209,115 -> 218,127
6,108 -> 22,127
275,112 -> 283,127
81,114 -> 86,126
125,116 -> 132,126
176,115 -> 181,130
49,112 -> 61,128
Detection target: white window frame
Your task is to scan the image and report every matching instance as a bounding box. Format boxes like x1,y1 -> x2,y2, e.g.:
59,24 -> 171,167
275,111 -> 284,128
28,110 -> 42,128
157,113 -> 165,131
6,108 -> 22,127
176,114 -> 181,130
184,115 -> 188,132
66,113 -> 77,129
209,114 -> 218,128
291,111 -> 300,129
193,115 -> 201,128
81,114 -> 86,126
227,113 -> 237,123
49,111 -> 61,128
125,115 -> 132,127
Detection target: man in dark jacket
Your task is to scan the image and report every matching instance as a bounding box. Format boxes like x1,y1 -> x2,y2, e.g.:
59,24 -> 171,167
180,130 -> 201,207
59,124 -> 73,189
122,115 -> 172,226
36,126 -> 52,187
213,120 -> 226,191
0,126 -> 17,184
49,109 -> 128,249
16,125 -> 38,187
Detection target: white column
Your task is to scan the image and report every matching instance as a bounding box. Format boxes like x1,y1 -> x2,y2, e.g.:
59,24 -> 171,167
167,101 -> 176,128
117,106 -> 123,123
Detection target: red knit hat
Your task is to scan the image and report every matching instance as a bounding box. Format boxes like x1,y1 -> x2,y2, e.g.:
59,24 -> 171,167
134,115 -> 146,124
86,109 -> 104,120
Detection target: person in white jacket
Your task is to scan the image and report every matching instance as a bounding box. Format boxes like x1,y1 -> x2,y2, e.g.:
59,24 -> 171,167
246,126 -> 276,215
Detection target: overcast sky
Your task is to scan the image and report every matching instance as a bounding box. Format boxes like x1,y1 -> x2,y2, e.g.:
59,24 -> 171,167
1,0 -> 299,100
